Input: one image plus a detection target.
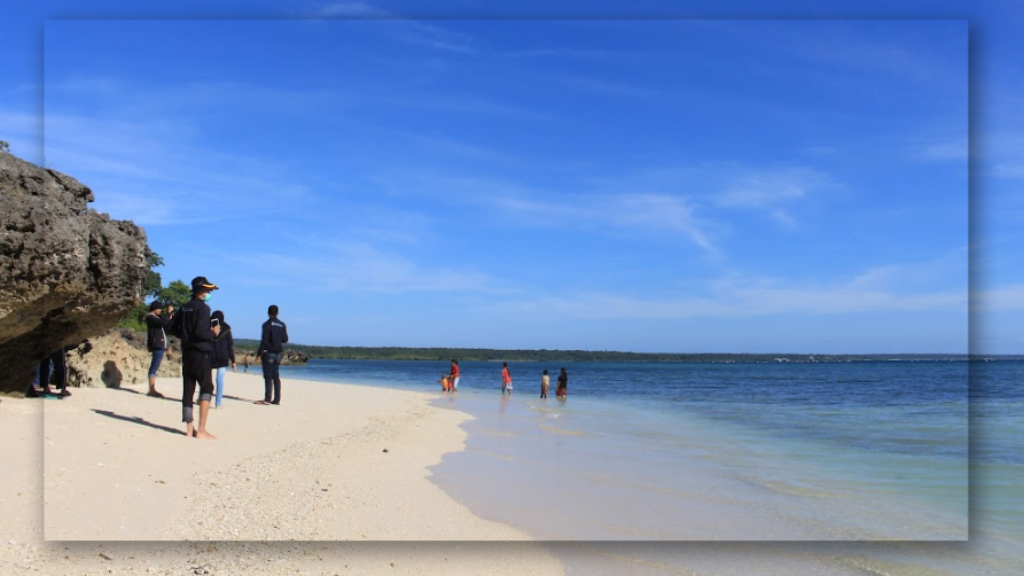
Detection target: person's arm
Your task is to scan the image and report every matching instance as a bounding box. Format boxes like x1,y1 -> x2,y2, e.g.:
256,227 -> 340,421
194,305 -> 214,341
160,305 -> 176,327
256,322 -> 269,358
226,330 -> 236,369
281,322 -> 289,345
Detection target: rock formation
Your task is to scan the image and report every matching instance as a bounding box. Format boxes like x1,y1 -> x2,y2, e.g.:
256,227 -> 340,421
0,151 -> 149,394
64,328 -> 181,388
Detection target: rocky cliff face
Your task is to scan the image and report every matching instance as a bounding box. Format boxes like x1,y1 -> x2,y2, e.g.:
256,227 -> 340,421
0,151 -> 149,394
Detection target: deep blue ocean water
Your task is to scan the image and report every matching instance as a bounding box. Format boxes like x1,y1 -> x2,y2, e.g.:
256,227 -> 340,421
277,358 -> 1020,573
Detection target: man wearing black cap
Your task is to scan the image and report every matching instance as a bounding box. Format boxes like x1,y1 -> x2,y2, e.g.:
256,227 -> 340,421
169,276 -> 220,439
144,300 -> 174,398
255,304 -> 288,406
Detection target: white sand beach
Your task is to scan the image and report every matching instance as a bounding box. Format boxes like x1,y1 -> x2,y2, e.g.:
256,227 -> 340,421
0,374 -> 565,575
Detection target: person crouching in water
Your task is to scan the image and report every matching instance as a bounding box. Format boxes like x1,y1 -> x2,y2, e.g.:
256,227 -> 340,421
169,277 -> 219,439
210,310 -> 236,409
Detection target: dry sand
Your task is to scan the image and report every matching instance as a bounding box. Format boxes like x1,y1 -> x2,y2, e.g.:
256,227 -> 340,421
0,373 -> 566,575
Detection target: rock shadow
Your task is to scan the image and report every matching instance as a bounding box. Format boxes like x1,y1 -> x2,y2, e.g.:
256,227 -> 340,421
101,360 -> 122,388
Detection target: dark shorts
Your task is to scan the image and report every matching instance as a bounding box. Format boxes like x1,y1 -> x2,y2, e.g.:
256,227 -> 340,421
181,350 -> 213,422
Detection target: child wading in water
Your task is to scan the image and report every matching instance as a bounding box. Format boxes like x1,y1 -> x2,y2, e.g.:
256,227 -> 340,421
540,369 -> 549,399
438,374 -> 450,392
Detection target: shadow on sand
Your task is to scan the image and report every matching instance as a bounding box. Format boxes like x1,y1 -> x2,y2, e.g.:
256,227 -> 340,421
108,385 -> 180,403
91,409 -> 184,436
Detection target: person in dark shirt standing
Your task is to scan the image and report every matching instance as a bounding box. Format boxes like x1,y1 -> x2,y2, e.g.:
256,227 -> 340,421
255,304 -> 288,406
556,367 -> 568,400
210,310 -> 236,409
144,300 -> 174,398
169,276 -> 219,439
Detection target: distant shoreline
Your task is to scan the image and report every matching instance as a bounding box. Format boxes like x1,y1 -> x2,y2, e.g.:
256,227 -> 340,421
231,340 -> 1010,363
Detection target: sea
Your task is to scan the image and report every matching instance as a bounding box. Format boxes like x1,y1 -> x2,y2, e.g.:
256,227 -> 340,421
279,358 -> 1022,575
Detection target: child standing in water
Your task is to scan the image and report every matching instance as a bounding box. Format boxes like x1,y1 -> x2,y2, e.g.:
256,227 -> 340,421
438,374 -> 450,392
540,369 -> 550,399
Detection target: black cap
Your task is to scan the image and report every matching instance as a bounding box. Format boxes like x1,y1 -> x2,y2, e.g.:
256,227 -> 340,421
191,276 -> 219,293
149,301 -> 163,311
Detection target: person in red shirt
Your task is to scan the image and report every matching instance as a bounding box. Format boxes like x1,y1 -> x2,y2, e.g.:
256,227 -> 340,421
501,362 -> 513,395
450,359 -> 460,393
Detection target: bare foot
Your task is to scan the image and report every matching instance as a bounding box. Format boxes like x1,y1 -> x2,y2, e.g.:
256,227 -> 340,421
194,431 -> 216,440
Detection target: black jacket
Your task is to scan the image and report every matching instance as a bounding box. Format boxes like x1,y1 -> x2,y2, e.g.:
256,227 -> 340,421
169,297 -> 214,353
257,317 -> 288,356
211,324 -> 235,369
145,313 -> 172,351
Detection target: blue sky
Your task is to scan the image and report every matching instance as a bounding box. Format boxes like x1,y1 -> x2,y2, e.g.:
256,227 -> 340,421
4,1 -> 1020,354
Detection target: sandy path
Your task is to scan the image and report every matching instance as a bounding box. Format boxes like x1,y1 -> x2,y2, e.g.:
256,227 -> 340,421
0,374 -> 565,575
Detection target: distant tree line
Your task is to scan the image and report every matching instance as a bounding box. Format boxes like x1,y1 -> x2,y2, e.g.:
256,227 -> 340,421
228,341 -> 997,363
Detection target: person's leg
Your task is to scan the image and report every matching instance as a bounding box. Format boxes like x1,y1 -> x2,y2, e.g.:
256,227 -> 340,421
51,349 -> 69,396
260,355 -> 274,403
270,354 -> 282,404
148,349 -> 165,397
215,367 -> 226,407
195,354 -> 215,439
182,351 -> 199,437
38,357 -> 53,394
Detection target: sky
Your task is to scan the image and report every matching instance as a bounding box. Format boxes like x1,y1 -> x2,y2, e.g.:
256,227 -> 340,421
3,1 -> 1020,354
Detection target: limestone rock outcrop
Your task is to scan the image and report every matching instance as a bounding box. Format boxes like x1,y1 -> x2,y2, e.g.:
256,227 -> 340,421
0,151 -> 150,394
64,328 -> 181,388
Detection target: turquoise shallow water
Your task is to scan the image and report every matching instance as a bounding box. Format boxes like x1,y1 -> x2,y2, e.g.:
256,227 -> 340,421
279,359 -> 1021,574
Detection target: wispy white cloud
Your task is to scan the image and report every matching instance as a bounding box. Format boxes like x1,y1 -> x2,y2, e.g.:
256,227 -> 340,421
501,270 -> 965,320
559,76 -> 667,100
382,92 -> 552,121
395,20 -> 478,55
711,166 -> 833,227
231,241 -> 495,295
311,1 -> 392,18
0,109 -> 42,159
373,172 -> 722,254
973,283 -> 1024,313
715,167 -> 829,208
913,140 -> 968,162
43,111 -> 316,225
382,128 -> 520,163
